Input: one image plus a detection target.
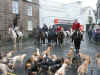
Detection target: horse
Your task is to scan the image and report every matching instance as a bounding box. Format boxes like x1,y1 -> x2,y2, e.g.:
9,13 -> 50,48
63,31 -> 71,40
72,30 -> 83,54
39,31 -> 47,44
8,26 -> 23,50
47,30 -> 57,46
57,31 -> 65,47
14,26 -> 23,48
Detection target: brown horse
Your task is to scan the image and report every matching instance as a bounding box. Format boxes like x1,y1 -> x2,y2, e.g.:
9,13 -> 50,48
57,31 -> 65,47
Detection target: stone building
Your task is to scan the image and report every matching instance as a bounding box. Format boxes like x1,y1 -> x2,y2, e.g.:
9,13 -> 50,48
97,0 -> 100,23
0,0 -> 39,40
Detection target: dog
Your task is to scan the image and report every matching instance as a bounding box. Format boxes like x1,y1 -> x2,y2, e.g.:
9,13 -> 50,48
25,58 -> 33,71
42,46 -> 52,57
79,53 -> 90,62
55,58 -> 70,75
96,53 -> 100,71
33,48 -> 40,56
9,53 -> 27,65
66,48 -> 73,65
6,50 -> 15,58
51,54 -> 58,61
77,56 -> 91,75
66,48 -> 73,58
0,63 -> 14,75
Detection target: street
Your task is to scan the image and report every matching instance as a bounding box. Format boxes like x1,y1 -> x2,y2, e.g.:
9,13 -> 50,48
0,0 -> 99,75
0,32 -> 99,75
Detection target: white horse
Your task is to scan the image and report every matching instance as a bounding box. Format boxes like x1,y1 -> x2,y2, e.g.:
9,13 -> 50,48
8,26 -> 23,50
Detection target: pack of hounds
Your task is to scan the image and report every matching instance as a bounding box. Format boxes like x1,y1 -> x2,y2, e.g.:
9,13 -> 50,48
0,46 -> 100,75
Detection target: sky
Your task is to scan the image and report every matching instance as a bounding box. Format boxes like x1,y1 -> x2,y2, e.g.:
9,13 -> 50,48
49,0 -> 98,10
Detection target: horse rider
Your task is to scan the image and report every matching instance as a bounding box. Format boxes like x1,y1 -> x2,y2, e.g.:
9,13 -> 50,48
72,19 -> 82,54
52,25 -> 57,32
56,26 -> 62,33
72,19 -> 83,39
72,19 -> 81,32
37,25 -> 42,33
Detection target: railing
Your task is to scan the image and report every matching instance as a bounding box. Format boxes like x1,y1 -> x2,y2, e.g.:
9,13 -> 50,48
0,30 -> 10,40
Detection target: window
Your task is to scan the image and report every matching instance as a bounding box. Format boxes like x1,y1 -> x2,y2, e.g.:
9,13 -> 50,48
27,6 -> 32,16
12,1 -> 18,14
27,20 -> 33,31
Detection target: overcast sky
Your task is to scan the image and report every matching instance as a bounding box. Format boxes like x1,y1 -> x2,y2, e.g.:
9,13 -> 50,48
49,0 -> 98,10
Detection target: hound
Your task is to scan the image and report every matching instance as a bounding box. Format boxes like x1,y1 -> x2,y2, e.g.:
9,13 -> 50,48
55,58 -> 70,75
0,63 -> 14,75
6,50 -> 15,58
77,56 -> 91,75
42,46 -> 52,57
96,53 -> 100,71
66,48 -> 73,65
79,53 -> 90,62
9,53 -> 27,65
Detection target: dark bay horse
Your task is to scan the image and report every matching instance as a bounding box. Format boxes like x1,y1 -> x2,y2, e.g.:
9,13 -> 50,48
72,30 -> 83,54
39,31 -> 46,44
57,31 -> 65,47
47,31 -> 57,44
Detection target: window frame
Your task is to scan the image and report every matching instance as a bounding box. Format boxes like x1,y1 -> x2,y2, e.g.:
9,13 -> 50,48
27,20 -> 33,31
12,0 -> 19,14
27,5 -> 33,16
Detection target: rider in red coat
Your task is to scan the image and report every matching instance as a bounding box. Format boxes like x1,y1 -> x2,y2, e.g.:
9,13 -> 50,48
56,26 -> 62,32
72,19 -> 81,31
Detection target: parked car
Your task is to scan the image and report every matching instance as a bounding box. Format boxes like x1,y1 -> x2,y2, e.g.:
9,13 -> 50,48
92,25 -> 100,42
